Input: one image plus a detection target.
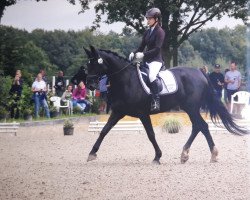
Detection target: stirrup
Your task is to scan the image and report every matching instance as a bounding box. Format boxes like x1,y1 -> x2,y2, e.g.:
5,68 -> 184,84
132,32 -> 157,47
151,100 -> 160,112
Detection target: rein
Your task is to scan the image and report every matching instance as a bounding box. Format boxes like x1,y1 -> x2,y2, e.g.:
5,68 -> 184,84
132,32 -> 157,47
107,62 -> 134,78
87,56 -> 134,79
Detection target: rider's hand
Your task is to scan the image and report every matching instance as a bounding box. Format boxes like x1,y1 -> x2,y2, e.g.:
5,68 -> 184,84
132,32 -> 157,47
135,52 -> 144,60
129,52 -> 134,61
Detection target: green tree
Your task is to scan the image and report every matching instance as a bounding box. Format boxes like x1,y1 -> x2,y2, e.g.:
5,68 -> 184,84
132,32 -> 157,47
0,26 -> 29,75
77,0 -> 248,67
189,25 -> 246,72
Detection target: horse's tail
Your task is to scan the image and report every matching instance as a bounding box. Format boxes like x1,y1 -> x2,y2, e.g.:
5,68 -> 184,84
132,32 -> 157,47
202,71 -> 249,135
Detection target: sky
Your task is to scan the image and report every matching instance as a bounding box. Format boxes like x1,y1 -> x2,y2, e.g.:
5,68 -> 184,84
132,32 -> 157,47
1,0 -> 245,33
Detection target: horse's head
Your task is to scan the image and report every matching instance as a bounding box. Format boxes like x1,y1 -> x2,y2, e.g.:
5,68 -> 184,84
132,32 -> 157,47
71,65 -> 87,85
84,46 -> 109,91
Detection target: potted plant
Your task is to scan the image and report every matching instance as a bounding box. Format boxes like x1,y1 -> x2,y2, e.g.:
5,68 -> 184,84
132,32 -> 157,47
163,118 -> 182,133
23,108 -> 33,121
63,119 -> 74,135
50,106 -> 60,118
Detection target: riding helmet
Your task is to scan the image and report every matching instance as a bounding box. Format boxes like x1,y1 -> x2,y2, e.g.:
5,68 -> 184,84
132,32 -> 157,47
145,8 -> 161,19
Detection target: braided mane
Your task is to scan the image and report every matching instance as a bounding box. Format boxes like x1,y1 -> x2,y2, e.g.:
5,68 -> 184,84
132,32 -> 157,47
98,49 -> 129,63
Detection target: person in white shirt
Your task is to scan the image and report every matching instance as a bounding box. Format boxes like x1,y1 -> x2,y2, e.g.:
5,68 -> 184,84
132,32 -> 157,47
32,73 -> 50,118
224,61 -> 242,111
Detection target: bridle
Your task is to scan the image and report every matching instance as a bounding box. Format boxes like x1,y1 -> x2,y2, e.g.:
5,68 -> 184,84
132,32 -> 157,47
86,56 -> 134,81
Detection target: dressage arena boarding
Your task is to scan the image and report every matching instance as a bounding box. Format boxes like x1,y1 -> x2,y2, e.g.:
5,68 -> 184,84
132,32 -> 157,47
0,113 -> 249,200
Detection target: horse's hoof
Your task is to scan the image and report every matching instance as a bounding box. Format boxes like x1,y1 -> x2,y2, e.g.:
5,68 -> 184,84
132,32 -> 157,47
210,158 -> 218,163
87,153 -> 97,162
210,147 -> 218,163
180,149 -> 189,164
152,160 -> 161,165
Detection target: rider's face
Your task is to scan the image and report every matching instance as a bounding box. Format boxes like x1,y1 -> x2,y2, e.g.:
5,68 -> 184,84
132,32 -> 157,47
147,17 -> 156,27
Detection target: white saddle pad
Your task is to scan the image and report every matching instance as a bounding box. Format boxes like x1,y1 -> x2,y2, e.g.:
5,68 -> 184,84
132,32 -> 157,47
137,66 -> 178,95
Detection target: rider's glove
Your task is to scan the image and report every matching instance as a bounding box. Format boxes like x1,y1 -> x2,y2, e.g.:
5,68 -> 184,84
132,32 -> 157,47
135,52 -> 144,60
129,52 -> 134,61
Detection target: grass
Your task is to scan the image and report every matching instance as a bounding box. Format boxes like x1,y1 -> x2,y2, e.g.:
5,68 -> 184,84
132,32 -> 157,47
0,112 -> 96,123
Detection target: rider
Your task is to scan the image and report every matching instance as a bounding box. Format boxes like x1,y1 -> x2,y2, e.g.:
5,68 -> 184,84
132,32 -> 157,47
129,7 -> 165,112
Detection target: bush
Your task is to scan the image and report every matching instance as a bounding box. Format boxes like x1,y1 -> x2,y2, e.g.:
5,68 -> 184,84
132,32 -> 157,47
73,106 -> 82,114
0,106 -> 9,120
163,118 -> 182,134
17,83 -> 34,119
0,76 -> 12,108
89,96 -> 101,114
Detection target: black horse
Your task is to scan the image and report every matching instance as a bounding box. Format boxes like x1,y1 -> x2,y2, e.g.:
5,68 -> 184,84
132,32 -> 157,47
77,46 -> 248,164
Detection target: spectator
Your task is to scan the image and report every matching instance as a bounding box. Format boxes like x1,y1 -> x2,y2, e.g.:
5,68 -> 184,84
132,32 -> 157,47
224,61 -> 242,111
99,75 -> 108,113
201,65 -> 209,75
40,69 -> 48,83
61,84 -> 73,113
72,81 -> 90,113
32,73 -> 50,118
106,77 -> 112,114
9,71 -> 23,119
54,71 -> 65,97
223,68 -> 230,104
15,70 -> 23,84
209,64 -> 224,100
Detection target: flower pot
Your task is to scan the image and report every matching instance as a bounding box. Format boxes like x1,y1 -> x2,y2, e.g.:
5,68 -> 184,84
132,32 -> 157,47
24,114 -> 33,121
64,127 -> 74,135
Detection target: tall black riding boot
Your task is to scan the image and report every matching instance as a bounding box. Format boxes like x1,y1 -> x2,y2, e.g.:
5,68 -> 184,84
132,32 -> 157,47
150,80 -> 160,112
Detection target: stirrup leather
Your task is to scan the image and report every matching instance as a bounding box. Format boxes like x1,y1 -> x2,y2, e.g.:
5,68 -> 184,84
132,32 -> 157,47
151,98 -> 160,111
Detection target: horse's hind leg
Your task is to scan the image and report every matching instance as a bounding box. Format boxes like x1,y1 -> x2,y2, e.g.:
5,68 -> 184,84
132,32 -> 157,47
200,121 -> 218,163
87,112 -> 124,162
181,111 -> 218,163
181,125 -> 199,164
140,115 -> 162,164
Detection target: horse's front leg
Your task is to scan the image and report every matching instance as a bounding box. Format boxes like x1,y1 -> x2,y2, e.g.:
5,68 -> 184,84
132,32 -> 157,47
140,115 -> 162,164
87,112 -> 125,162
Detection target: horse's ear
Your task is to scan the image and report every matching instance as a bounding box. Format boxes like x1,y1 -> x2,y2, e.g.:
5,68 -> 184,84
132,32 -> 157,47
83,46 -> 92,58
90,45 -> 99,58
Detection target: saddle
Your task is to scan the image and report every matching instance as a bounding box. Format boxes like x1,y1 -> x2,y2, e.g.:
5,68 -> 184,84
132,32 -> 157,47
137,63 -> 178,96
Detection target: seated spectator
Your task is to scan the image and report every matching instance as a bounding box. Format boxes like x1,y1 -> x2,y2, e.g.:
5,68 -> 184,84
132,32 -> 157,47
72,81 -> 90,113
54,70 -> 65,97
32,73 -> 50,118
9,71 -> 23,119
61,84 -> 73,113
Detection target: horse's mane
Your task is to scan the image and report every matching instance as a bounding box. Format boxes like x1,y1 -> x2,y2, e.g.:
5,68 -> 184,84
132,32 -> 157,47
98,49 -> 130,63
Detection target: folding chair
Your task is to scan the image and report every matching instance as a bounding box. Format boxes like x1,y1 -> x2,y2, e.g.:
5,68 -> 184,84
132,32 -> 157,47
230,91 -> 250,117
50,96 -> 71,115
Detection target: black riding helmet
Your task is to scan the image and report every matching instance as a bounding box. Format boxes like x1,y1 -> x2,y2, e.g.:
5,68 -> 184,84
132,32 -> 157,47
145,7 -> 161,19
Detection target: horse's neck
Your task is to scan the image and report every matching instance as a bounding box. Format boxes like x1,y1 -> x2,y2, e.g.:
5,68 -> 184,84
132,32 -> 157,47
109,66 -> 140,94
101,52 -> 141,93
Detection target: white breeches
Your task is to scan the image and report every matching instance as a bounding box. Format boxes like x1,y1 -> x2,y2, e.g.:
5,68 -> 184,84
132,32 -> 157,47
147,61 -> 162,83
